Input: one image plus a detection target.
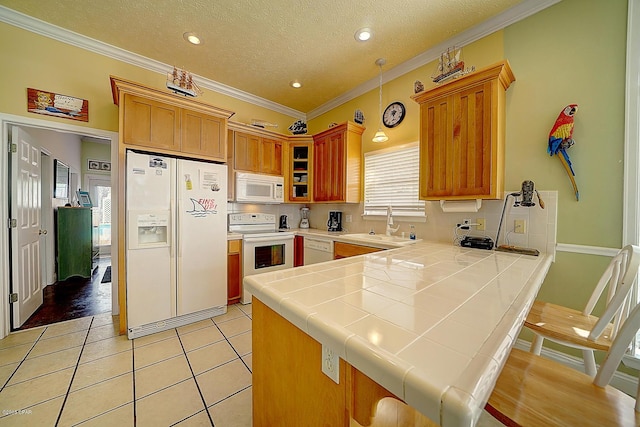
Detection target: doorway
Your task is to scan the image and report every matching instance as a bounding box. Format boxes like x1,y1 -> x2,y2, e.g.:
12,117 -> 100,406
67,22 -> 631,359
0,113 -> 119,338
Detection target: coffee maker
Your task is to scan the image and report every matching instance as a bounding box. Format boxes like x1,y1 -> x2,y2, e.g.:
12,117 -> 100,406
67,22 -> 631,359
327,211 -> 342,232
299,207 -> 310,229
279,215 -> 289,230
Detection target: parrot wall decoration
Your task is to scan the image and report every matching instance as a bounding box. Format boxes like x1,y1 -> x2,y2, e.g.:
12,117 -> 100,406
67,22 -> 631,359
548,104 -> 579,201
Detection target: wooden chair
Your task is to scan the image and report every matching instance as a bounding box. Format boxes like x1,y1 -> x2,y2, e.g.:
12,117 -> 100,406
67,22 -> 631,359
486,288 -> 640,426
525,244 -> 640,376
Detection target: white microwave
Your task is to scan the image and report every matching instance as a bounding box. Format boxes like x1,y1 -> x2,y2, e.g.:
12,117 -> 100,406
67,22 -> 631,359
235,172 -> 284,204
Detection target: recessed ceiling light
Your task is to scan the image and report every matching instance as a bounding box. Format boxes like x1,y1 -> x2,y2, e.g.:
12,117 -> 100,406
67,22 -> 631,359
290,80 -> 302,88
183,32 -> 202,45
354,28 -> 372,42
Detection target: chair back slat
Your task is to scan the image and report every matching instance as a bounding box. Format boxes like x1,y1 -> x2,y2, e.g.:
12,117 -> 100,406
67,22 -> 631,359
594,295 -> 640,388
583,250 -> 625,316
588,245 -> 640,341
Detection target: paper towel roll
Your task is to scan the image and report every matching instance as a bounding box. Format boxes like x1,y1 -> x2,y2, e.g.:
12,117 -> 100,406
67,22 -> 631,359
439,199 -> 482,213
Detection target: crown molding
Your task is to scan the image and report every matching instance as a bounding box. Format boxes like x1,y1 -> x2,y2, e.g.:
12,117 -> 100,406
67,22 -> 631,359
306,0 -> 561,119
0,1 -> 559,121
0,5 -> 306,120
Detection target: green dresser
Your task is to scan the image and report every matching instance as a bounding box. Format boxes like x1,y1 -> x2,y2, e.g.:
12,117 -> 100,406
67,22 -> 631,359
56,207 -> 92,280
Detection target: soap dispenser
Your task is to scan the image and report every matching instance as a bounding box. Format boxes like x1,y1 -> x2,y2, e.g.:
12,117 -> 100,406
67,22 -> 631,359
409,225 -> 416,240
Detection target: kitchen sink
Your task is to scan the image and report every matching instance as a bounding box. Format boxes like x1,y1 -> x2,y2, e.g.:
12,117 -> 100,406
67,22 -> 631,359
341,233 -> 421,246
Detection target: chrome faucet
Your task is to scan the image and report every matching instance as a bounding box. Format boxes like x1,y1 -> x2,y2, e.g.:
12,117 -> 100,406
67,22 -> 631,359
385,206 -> 400,236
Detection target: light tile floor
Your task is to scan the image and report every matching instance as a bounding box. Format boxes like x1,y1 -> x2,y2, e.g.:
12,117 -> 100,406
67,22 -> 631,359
0,304 -> 253,426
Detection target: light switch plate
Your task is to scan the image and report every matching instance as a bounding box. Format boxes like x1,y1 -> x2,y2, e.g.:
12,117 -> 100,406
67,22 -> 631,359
321,344 -> 339,384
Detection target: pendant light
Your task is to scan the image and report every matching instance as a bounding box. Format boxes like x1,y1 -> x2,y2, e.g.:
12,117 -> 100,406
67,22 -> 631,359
372,58 -> 389,143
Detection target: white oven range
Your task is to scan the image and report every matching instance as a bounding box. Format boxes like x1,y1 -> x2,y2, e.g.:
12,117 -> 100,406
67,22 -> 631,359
228,213 -> 294,304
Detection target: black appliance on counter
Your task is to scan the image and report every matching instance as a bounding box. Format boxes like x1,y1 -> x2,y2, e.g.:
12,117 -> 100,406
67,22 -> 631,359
279,215 -> 289,230
327,211 -> 342,232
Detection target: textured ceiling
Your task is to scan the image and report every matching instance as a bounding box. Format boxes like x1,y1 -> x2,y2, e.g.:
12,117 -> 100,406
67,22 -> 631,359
0,0 -> 524,113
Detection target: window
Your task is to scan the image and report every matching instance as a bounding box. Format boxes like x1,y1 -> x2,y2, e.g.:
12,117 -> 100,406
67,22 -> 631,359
363,142 -> 425,218
622,0 -> 640,369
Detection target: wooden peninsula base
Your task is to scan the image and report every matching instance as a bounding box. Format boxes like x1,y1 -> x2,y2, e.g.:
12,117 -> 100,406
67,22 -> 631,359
252,298 -> 438,427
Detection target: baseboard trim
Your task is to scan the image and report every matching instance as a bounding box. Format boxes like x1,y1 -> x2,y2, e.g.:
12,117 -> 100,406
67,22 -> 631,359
127,306 -> 227,339
514,339 -> 637,396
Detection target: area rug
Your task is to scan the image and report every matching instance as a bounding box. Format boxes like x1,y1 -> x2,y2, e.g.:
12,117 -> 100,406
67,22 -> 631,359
101,266 -> 111,283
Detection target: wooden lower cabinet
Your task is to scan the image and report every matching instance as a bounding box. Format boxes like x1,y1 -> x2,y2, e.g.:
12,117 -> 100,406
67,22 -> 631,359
334,241 -> 383,259
227,240 -> 242,305
252,298 -> 436,427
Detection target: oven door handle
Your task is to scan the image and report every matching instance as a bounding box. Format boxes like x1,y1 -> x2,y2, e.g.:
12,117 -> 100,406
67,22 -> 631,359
243,236 -> 294,244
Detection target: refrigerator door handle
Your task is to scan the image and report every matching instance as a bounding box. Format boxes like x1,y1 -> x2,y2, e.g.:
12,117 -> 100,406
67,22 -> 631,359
171,199 -> 177,259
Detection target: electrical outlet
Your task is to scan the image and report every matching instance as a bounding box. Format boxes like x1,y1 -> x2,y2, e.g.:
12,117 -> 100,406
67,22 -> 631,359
345,214 -> 352,223
458,219 -> 471,230
476,218 -> 485,231
321,344 -> 340,384
514,219 -> 526,234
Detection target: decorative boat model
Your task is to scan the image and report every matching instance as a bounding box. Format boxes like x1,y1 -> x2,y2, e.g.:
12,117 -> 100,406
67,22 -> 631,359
166,66 -> 203,97
432,47 -> 474,84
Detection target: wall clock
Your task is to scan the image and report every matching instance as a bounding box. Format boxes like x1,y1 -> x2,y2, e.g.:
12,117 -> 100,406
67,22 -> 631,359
383,101 -> 406,128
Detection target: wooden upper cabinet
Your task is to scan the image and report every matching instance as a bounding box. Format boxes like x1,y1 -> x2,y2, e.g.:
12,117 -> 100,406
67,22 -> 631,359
286,137 -> 313,203
229,124 -> 285,176
260,138 -> 283,176
122,94 -> 180,151
111,76 -> 233,162
233,132 -> 260,172
412,61 -> 515,200
312,121 -> 364,203
181,108 -> 226,159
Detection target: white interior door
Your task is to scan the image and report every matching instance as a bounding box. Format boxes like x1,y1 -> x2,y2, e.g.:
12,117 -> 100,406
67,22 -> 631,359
10,126 -> 43,327
40,151 -> 54,287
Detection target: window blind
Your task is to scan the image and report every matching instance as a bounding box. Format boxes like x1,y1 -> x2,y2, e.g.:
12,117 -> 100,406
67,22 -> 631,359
363,142 -> 425,217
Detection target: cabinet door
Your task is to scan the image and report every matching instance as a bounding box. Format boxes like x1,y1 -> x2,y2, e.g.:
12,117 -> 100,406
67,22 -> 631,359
328,131 -> 345,201
289,143 -> 312,202
122,93 -> 180,151
313,136 -> 330,201
260,138 -> 283,175
234,132 -> 260,172
333,242 -> 382,259
453,82 -> 493,197
294,235 -> 304,267
227,240 -> 242,305
313,130 -> 346,202
419,95 -> 454,199
181,109 -> 226,160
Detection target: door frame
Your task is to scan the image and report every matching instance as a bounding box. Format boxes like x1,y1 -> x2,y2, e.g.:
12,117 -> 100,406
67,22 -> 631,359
0,113 -> 118,339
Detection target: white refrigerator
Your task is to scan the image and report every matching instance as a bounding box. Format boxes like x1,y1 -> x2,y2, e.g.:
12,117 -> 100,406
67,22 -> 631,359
126,150 -> 227,338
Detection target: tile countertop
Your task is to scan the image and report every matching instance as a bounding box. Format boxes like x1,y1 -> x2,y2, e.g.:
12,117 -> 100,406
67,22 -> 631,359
244,241 -> 553,426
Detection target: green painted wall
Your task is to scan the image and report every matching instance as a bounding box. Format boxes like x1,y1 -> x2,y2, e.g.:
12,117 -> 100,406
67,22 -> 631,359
504,0 -> 631,370
80,140 -> 111,179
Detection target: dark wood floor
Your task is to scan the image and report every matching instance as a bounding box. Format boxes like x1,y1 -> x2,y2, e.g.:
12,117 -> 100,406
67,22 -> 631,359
16,257 -> 112,331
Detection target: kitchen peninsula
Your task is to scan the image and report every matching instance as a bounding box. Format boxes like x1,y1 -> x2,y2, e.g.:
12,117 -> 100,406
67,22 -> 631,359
245,241 -> 552,426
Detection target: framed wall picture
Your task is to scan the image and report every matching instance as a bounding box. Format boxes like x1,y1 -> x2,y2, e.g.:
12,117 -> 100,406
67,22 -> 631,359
27,88 -> 88,122
88,159 -> 101,171
77,190 -> 92,207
